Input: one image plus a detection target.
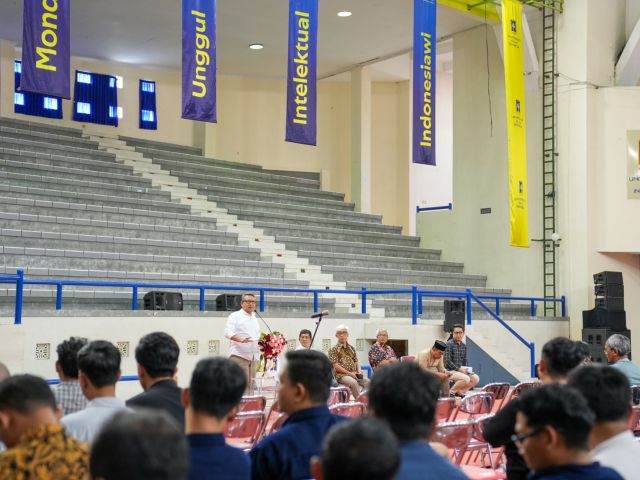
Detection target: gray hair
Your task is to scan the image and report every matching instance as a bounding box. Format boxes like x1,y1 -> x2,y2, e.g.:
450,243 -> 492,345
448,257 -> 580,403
376,329 -> 388,336
241,293 -> 256,302
335,324 -> 349,334
608,334 -> 631,357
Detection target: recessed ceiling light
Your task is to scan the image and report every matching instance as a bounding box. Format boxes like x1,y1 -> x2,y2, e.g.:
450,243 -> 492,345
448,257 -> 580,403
337,11 -> 352,17
249,44 -> 264,50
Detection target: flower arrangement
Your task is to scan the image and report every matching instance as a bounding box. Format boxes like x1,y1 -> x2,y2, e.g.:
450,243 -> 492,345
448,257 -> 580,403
256,331 -> 287,377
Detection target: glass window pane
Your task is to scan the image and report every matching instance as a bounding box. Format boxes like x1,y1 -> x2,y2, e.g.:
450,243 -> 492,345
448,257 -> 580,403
14,93 -> 24,106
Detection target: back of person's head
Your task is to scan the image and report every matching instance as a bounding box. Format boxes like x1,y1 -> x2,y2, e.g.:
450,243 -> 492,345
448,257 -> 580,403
77,340 -> 121,388
189,357 -> 245,418
135,332 -> 179,378
56,337 -> 88,379
284,349 -> 333,403
0,375 -> 56,415
318,418 -> 400,480
541,337 -> 584,379
608,334 -> 631,357
518,383 -> 594,450
578,341 -> 591,363
0,363 -> 9,383
91,410 -> 188,480
568,365 -> 630,423
369,361 -> 440,441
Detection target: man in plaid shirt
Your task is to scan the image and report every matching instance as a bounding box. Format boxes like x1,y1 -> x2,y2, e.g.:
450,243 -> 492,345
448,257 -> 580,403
444,324 -> 479,397
53,337 -> 89,416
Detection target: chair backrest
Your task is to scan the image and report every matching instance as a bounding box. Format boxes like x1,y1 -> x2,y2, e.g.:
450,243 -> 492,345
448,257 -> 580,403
225,410 -> 266,446
435,397 -> 457,423
329,402 -> 366,418
451,392 -> 495,421
428,421 -> 474,466
328,387 -> 350,406
401,356 -> 415,363
238,395 -> 267,413
269,413 -> 289,435
355,390 -> 369,407
482,383 -> 510,410
631,385 -> 640,406
629,405 -> 640,431
507,381 -> 540,402
471,414 -> 495,443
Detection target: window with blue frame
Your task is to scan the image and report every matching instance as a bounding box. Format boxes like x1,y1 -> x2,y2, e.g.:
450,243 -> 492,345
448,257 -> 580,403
72,70 -> 118,126
14,61 -> 63,119
139,80 -> 157,130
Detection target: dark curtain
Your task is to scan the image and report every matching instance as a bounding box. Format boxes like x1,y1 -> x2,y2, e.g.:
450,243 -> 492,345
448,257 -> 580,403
139,80 -> 157,130
72,70 -> 118,126
14,61 -> 63,119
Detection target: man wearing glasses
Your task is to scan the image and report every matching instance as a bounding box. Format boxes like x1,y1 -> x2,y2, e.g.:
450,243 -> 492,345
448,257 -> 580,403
328,325 -> 370,399
224,293 -> 260,395
443,324 -> 480,397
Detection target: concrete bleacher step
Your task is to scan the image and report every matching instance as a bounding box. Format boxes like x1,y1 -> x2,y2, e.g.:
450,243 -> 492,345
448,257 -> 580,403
301,251 -> 464,273
119,136 -> 203,156
0,117 -> 84,138
345,281 -> 510,296
0,126 -> 100,150
373,300 -> 533,318
0,137 -> 116,163
137,147 -> 264,173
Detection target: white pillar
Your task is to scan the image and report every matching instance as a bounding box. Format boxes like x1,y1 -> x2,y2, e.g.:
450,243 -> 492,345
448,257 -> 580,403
351,65 -> 372,213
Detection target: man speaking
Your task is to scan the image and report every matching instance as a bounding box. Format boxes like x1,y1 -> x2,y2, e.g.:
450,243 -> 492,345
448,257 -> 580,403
224,293 -> 260,395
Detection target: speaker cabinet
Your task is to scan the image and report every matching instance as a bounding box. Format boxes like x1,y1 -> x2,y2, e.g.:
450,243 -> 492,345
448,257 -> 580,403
582,328 -> 631,362
582,309 -> 627,331
595,284 -> 624,297
143,291 -> 183,311
593,271 -> 623,285
216,294 -> 242,312
595,297 -> 624,311
444,300 -> 465,333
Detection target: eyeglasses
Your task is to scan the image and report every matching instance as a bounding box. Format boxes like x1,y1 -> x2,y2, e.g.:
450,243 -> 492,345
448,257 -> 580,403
377,334 -> 388,337
510,427 -> 544,449
243,300 -> 256,304
453,331 -> 464,335
336,331 -> 348,336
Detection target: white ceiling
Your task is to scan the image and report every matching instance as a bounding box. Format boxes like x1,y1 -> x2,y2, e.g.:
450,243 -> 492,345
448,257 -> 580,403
0,0 -> 486,79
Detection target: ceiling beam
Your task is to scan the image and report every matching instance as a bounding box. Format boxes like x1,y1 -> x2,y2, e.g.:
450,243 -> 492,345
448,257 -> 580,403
616,15 -> 640,86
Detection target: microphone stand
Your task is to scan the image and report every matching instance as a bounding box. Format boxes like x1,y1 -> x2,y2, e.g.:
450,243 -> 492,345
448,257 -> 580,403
309,314 -> 326,350
254,310 -> 272,334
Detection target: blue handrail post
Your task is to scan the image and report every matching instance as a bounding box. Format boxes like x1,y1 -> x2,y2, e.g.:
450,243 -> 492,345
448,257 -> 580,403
561,296 -> 566,317
530,342 -> 536,378
260,290 -> 265,312
466,288 -> 472,325
15,269 -> 24,325
531,300 -> 535,317
411,285 -> 418,325
496,298 -> 500,316
361,287 -> 367,314
200,288 -> 205,311
418,294 -> 423,315
313,292 -> 319,313
132,286 -> 138,311
56,283 -> 62,310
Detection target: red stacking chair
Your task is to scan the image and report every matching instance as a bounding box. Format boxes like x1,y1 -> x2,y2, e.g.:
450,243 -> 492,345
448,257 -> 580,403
329,402 -> 366,418
401,356 -> 415,362
464,414 -> 505,470
327,386 -> 350,406
225,410 -> 266,451
628,405 -> 640,432
435,397 -> 457,424
506,381 -> 539,403
429,421 -> 473,466
482,383 -> 510,411
268,413 -> 289,435
451,392 -> 495,422
238,395 -> 267,413
355,390 -> 369,408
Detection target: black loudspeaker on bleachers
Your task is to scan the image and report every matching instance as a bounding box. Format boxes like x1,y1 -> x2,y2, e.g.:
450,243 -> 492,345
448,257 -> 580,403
216,294 -> 242,312
443,300 -> 465,333
143,291 -> 183,311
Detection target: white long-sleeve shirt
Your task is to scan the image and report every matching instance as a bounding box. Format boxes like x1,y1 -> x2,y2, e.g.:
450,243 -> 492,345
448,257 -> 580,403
224,308 -> 260,361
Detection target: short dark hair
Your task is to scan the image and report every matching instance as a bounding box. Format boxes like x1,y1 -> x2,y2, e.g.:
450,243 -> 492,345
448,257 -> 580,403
135,332 -> 179,379
284,349 -> 333,404
56,337 -> 88,379
189,357 -> 246,418
322,418 -> 400,480
91,410 -> 188,480
369,362 -> 440,441
77,341 -> 121,388
299,329 -> 312,338
568,365 -> 631,423
518,384 -> 594,450
541,338 -> 584,379
0,375 -> 56,414
452,324 -> 465,332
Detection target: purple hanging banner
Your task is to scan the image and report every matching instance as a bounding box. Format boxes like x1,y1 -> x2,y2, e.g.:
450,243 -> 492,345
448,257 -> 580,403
412,0 -> 437,165
182,0 -> 217,123
285,0 -> 318,146
21,0 -> 71,99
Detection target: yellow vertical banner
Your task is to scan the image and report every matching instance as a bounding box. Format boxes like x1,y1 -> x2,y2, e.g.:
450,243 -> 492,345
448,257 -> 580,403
502,0 -> 529,247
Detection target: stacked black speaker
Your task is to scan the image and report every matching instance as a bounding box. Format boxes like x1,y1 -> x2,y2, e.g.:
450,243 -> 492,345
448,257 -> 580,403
444,300 -> 465,333
582,271 -> 630,363
216,294 -> 242,311
143,291 -> 183,311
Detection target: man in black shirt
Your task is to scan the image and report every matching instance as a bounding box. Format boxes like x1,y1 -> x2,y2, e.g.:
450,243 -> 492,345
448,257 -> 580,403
483,337 -> 584,480
127,332 -> 185,431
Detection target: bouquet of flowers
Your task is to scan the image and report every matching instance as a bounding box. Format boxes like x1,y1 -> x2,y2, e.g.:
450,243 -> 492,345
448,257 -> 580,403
256,331 -> 287,377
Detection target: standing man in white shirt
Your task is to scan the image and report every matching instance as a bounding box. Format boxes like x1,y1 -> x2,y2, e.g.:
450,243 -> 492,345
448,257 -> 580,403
224,293 -> 261,395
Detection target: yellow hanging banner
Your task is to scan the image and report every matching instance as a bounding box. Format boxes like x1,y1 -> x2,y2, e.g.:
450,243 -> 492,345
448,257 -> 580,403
502,0 -> 529,247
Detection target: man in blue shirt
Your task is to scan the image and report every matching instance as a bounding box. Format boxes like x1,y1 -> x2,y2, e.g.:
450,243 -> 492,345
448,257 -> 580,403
182,357 -> 250,480
368,361 -> 468,480
250,349 -> 347,480
513,384 -> 623,480
605,334 -> 640,385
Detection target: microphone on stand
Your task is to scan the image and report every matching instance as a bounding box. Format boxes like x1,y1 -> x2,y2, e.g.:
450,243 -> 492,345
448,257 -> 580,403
254,309 -> 272,334
310,311 -> 330,349
311,310 -> 330,319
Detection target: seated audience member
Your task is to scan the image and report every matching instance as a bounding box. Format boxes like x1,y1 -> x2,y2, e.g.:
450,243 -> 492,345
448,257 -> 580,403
0,375 -> 90,479
568,365 -> 640,480
368,329 -> 398,371
250,349 -> 348,480
415,340 -> 452,396
514,384 -> 623,480
182,357 -> 250,480
484,337 -> 584,480
91,410 -> 188,480
61,340 -> 132,443
368,362 -> 468,480
54,337 -> 89,417
296,329 -> 317,350
328,325 -> 370,398
605,334 -> 640,385
443,324 -> 480,397
312,418 -> 400,480
127,332 -> 185,431
579,341 -> 592,364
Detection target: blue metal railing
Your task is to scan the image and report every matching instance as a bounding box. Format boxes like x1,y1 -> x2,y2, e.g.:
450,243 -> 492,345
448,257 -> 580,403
1,271 -> 565,378
416,203 -> 452,213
